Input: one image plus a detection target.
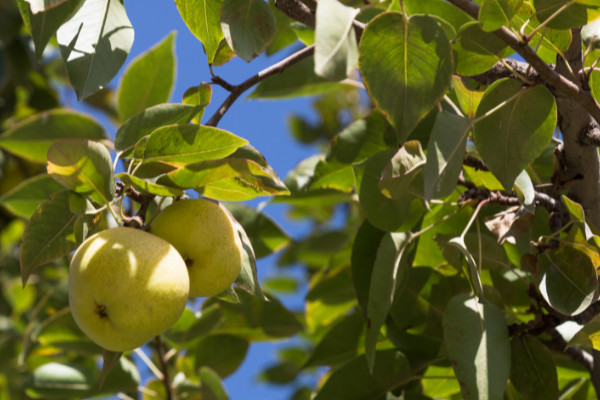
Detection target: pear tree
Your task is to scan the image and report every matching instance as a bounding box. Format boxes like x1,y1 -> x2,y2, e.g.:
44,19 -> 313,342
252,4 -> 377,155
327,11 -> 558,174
3,0 -> 600,399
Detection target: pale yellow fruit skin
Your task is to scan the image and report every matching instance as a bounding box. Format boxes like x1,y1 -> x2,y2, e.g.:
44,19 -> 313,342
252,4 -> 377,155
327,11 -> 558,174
69,227 -> 190,352
150,199 -> 243,297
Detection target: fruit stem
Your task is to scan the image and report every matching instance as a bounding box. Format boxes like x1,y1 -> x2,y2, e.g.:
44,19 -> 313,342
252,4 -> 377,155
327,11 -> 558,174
154,335 -> 173,400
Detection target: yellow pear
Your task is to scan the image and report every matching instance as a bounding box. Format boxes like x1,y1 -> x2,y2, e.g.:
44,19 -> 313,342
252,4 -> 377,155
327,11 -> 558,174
69,227 -> 189,352
150,199 -> 243,297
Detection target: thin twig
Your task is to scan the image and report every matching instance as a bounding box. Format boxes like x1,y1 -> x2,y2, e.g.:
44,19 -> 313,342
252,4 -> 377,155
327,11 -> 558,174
206,45 -> 315,127
154,336 -> 173,400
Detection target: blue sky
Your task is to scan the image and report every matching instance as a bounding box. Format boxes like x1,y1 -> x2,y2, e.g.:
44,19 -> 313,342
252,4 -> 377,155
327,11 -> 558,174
67,2 -> 324,399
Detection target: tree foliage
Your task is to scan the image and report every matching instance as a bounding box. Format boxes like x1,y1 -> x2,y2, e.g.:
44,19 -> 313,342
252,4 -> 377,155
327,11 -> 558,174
3,0 -> 600,399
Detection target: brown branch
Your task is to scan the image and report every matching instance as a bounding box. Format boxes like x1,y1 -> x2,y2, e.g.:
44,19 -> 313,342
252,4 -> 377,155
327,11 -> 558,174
154,336 -> 173,400
464,59 -> 542,85
446,0 -> 600,126
542,328 -> 594,372
205,45 -> 315,127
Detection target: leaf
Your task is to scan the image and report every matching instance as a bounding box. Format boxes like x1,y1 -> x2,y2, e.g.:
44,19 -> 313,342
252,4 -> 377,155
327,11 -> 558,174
220,0 -> 276,62
224,203 -> 290,259
358,150 -> 425,232
193,334 -> 249,378
379,140 -> 426,199
443,293 -> 511,400
583,17 -> 600,50
175,0 -> 224,63
359,13 -> 452,140
453,22 -> 512,76
309,159 -> 356,192
447,237 -> 484,298
424,112 -> 471,201
0,109 -> 106,163
484,207 -> 534,245
199,367 -> 229,400
18,0 -> 84,61
314,0 -> 359,80
452,76 -> 485,119
510,334 -> 559,400
24,362 -> 95,398
404,0 -> 474,33
514,169 -> 535,213
479,0 -> 523,31
116,33 -> 176,121
538,246 -> 597,316
47,139 -> 115,205
115,104 -> 205,157
19,190 -> 77,286
351,220 -> 386,314
473,79 -> 557,190
116,173 -> 183,197
313,350 -> 412,400
0,174 -> 64,218
569,313 -> 600,351
142,124 -> 247,165
365,232 -> 411,372
57,0 -> 134,99
99,350 -> 122,388
304,311 -> 364,368
182,83 -> 212,123
533,0 -> 600,30
230,213 -> 265,299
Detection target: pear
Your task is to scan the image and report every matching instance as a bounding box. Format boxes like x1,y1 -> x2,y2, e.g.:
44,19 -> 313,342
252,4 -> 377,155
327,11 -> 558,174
150,199 -> 243,297
69,227 -> 189,352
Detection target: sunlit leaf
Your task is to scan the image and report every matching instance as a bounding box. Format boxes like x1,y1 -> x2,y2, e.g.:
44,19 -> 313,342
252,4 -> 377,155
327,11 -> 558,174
182,83 -> 212,123
175,0 -> 224,63
479,0 -> 523,31
379,140 -> 425,199
0,174 -> 63,218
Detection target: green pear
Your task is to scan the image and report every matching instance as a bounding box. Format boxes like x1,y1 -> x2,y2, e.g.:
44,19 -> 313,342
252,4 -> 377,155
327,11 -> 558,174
150,199 -> 243,297
69,227 -> 189,352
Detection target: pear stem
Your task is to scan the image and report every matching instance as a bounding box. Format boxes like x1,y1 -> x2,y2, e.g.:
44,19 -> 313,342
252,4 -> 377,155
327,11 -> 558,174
154,335 -> 173,400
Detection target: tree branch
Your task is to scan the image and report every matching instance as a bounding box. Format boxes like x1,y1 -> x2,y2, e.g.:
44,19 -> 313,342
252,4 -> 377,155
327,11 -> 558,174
446,0 -> 600,125
154,336 -> 173,400
205,45 -> 315,127
464,59 -> 542,86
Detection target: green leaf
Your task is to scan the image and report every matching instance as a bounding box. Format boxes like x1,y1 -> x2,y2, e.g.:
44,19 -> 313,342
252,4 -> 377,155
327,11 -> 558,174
359,13 -> 452,140
447,237 -> 484,298
533,0 -> 600,30
309,158 -> 356,192
224,203 -> 290,259
116,173 -> 184,197
99,350 -> 122,388
199,367 -> 229,400
175,0 -> 224,63
351,220 -> 386,314
443,293 -> 510,400
24,362 -> 95,399
116,33 -> 176,121
0,109 -> 106,163
358,150 -> 425,232
19,190 -> 77,286
182,83 -> 212,123
18,0 -> 84,61
267,0 -> 298,55
143,124 -> 247,164
453,22 -> 512,76
193,334 -> 249,378
365,232 -> 411,372
313,350 -> 412,400
538,246 -> 597,316
47,139 -> 115,205
220,0 -> 276,62
404,0 -> 473,33
379,140 -> 426,199
474,79 -> 557,190
479,0 -> 523,31
249,57 -> 351,99
569,313 -> 600,351
510,334 -> 559,400
422,365 -> 461,398
115,104 -> 205,157
314,0 -> 359,80
57,0 -> 134,99
424,112 -> 470,202
0,174 -> 63,218
514,169 -> 535,213
452,76 -> 485,119
304,311 -> 364,368
231,214 -> 265,299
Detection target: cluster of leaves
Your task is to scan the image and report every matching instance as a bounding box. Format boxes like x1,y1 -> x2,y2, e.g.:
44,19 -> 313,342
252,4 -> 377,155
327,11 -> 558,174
3,0 -> 600,399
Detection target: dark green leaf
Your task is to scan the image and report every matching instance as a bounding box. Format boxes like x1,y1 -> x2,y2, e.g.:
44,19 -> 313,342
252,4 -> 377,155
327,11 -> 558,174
220,0 -> 276,62
359,13 -> 452,140
447,237 -> 484,298
424,112 -> 470,201
0,174 -> 63,218
182,83 -> 212,123
19,190 -> 77,285
479,0 -> 523,31
99,350 -> 122,388
175,0 -> 224,63
231,213 -> 265,299
510,334 -> 559,400
117,33 -> 176,121
199,367 -> 229,400
115,103 -> 205,157
0,109 -> 106,163
474,79 -> 557,190
24,362 -> 95,399
314,350 -> 412,400
453,22 -> 512,76
569,313 -> 600,351
314,0 -> 359,80
47,139 -> 115,205
193,334 -> 249,378
57,0 -> 134,99
533,0 -> 600,30
378,140 -> 425,199
404,0 -> 473,33
538,246 -> 597,316
309,158 -> 356,192
443,293 -> 510,400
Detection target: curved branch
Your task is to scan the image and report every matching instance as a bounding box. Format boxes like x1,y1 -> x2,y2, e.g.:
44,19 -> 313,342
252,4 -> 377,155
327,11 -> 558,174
205,45 -> 315,127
